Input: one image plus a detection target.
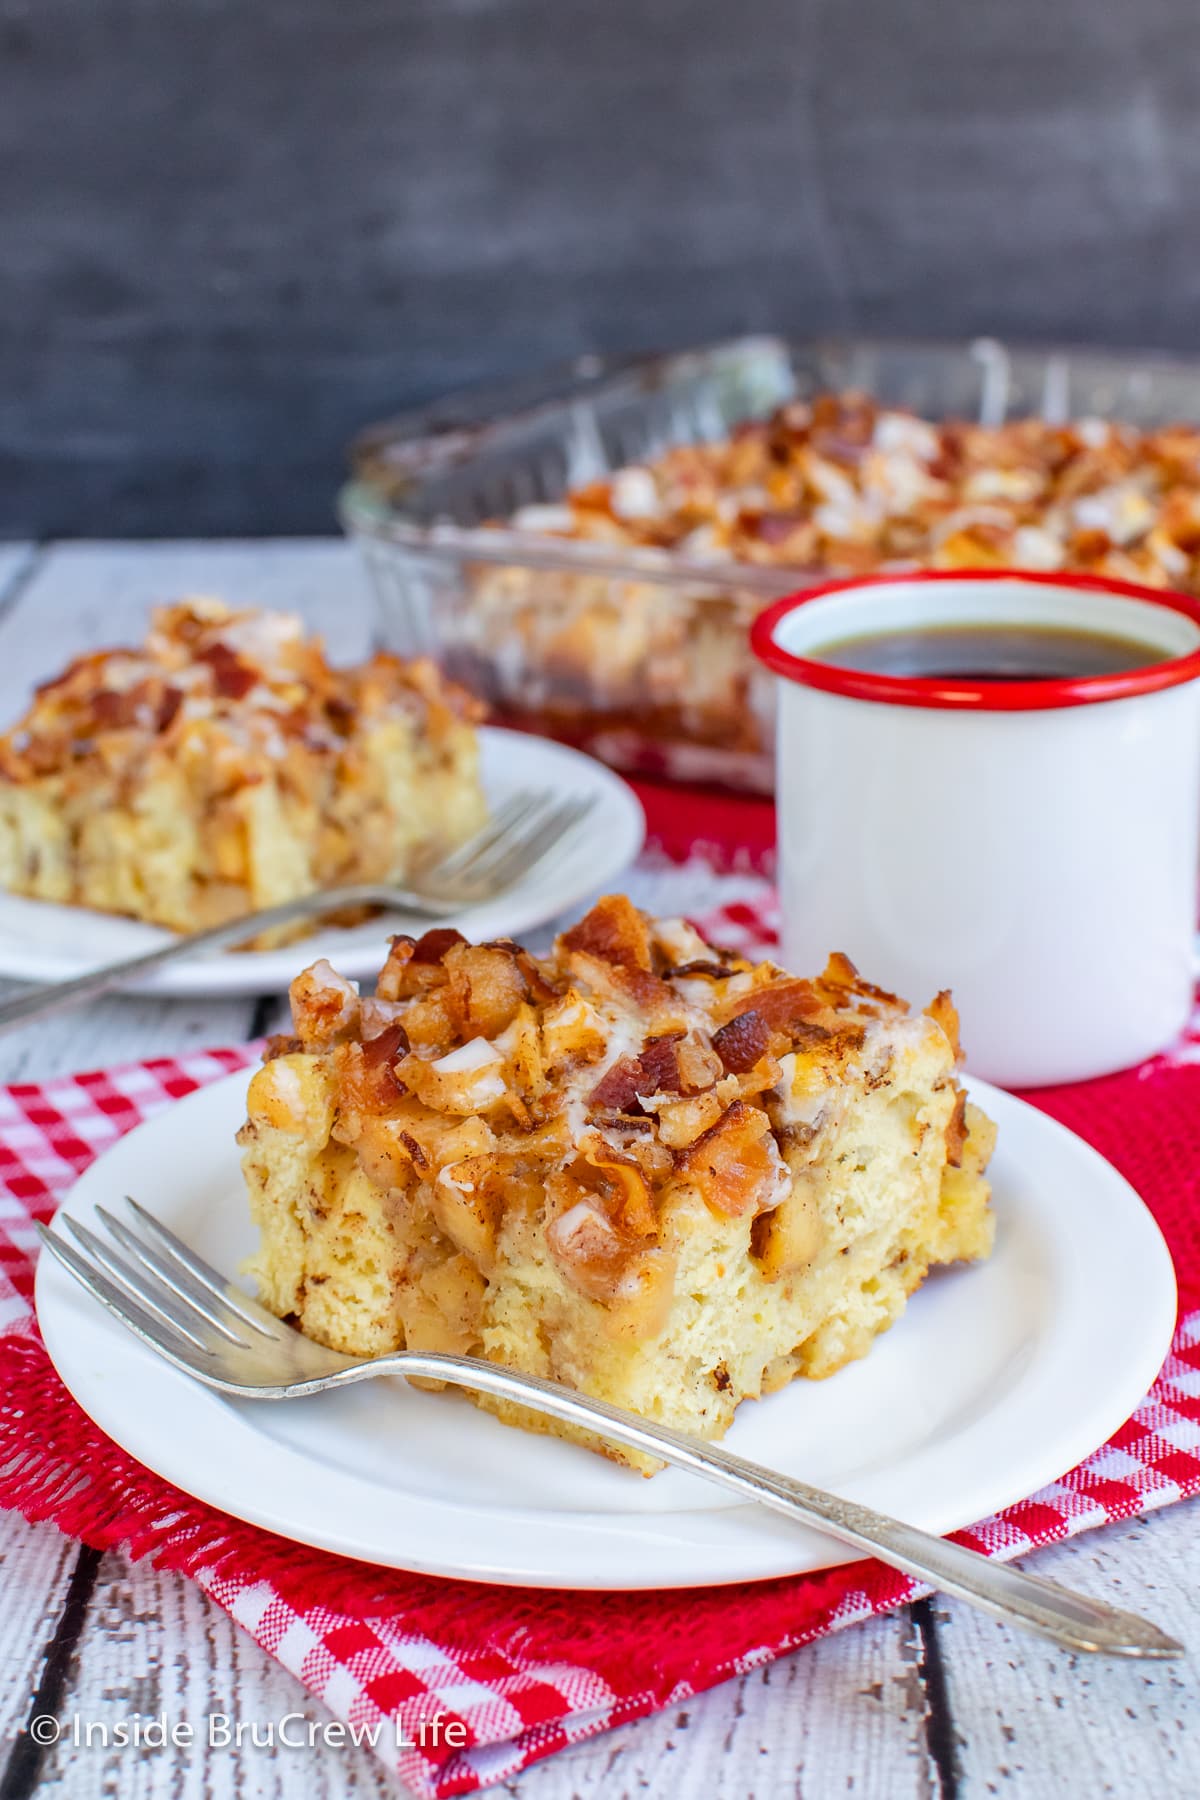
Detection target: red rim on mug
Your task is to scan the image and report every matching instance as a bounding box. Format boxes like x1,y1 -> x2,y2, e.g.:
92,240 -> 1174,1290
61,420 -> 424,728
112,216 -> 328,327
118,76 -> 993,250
749,569 -> 1200,711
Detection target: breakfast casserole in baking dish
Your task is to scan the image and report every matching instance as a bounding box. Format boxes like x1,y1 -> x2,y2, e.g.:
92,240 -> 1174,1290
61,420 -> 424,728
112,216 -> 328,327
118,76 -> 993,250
239,895 -> 996,1472
455,393 -> 1200,783
502,393 -> 1200,586
0,598 -> 487,944
347,325 -> 1200,791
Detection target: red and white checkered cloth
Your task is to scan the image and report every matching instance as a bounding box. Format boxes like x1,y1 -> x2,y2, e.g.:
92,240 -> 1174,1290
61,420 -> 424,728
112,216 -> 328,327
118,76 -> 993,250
2,865 -> 1199,1798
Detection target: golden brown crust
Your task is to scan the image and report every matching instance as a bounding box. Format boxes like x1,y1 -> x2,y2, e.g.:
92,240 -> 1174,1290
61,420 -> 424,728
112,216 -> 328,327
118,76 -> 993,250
497,394 -> 1200,592
276,894 -> 986,1311
0,597 -> 483,786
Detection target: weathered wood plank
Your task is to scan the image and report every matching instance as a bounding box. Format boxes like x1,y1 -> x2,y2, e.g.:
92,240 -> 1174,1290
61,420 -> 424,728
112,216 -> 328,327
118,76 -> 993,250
27,1556 -> 930,1800
0,994 -> 255,1088
0,1517 -> 84,1750
31,1553 -> 396,1799
504,1615 -> 933,1799
0,550 -> 97,1781
0,545 -> 37,613
942,1505 -> 1200,1798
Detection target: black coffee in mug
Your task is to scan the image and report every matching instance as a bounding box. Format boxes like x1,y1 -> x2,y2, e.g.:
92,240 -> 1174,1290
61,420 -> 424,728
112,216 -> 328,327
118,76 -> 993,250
811,623 -> 1167,682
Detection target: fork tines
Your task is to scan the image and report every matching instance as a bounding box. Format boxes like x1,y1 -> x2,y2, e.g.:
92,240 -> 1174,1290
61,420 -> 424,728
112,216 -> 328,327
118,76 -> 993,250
37,1196 -> 291,1366
427,789 -> 593,903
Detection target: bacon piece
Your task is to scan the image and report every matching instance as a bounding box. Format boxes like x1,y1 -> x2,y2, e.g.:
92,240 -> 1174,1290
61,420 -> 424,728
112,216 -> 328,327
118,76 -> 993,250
566,946 -> 681,1022
361,1020 -> 410,1068
662,959 -> 735,980
92,684 -> 134,727
155,684 -> 184,732
411,927 -> 468,964
747,510 -> 810,545
324,694 -> 357,733
590,1034 -> 683,1110
589,1057 -> 646,1112
338,1039 -> 406,1113
90,688 -> 140,730
711,1009 -> 770,1073
199,641 -> 257,699
637,1035 -> 684,1095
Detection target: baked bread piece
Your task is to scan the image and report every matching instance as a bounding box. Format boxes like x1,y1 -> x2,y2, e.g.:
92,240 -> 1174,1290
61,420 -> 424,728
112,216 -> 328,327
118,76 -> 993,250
0,598 -> 486,940
240,895 -> 996,1471
455,393 -> 1200,782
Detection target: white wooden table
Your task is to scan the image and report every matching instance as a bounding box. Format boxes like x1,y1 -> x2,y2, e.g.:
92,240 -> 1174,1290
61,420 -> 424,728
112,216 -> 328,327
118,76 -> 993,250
0,541 -> 1196,1800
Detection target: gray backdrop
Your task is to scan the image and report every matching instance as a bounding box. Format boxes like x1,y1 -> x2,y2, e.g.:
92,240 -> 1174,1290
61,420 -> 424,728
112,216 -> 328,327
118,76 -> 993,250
3,0 -> 1199,536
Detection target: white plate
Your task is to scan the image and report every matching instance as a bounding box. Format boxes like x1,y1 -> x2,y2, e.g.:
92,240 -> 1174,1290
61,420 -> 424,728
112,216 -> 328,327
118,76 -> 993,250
0,729 -> 644,998
36,1072 -> 1176,1590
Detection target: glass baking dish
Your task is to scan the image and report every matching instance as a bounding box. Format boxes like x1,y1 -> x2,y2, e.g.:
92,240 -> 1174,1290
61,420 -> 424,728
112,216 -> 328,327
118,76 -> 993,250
339,335 -> 1200,791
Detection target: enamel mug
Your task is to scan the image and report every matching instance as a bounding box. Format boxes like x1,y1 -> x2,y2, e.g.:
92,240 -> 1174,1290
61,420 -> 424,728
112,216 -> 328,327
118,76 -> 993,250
751,571 -> 1200,1087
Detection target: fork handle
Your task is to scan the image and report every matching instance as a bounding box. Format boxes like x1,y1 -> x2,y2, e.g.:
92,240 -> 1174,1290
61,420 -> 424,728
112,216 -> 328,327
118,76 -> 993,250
360,1353 -> 1180,1658
0,883 -> 451,1033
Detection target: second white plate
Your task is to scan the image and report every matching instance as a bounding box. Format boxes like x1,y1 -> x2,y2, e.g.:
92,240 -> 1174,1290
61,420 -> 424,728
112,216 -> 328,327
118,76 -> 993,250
0,729 -> 645,997
35,1071 -> 1177,1589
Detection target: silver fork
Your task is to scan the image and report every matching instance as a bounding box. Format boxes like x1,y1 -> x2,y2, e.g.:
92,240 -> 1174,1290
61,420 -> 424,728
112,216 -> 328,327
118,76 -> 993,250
38,1200 -> 1183,1660
0,789 -> 593,1033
